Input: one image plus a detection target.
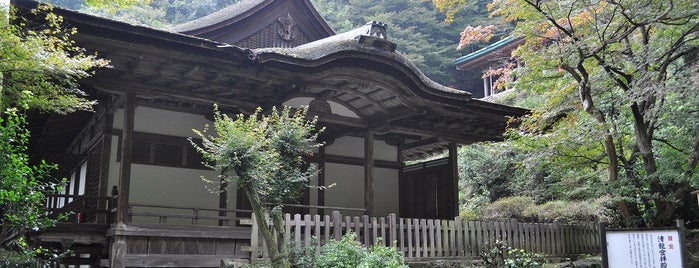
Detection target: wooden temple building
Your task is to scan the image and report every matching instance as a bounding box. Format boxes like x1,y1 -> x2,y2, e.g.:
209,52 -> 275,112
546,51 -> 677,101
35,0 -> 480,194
15,0 -> 528,266
453,36 -> 524,98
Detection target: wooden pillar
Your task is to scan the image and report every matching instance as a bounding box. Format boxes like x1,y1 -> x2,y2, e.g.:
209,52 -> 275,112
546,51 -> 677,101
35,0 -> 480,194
317,147 -> 326,215
218,178 -> 228,226
112,93 -> 135,268
116,93 -> 135,224
448,143 -> 459,218
110,239 -> 127,268
364,131 -> 374,216
98,108 -> 114,223
483,77 -> 489,97
397,143 -> 404,218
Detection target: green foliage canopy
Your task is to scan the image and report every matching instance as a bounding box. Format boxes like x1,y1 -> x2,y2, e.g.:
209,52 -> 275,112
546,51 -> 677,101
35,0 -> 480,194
0,2 -> 108,257
191,106 -> 321,205
1,4 -> 108,114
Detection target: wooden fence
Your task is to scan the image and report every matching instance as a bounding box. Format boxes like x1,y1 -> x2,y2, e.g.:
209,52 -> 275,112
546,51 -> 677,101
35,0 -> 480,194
251,211 -> 599,261
45,194 -> 117,224
128,202 -> 252,226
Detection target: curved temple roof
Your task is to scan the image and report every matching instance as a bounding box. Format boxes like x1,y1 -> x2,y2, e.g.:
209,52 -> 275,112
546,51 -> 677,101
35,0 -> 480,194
252,21 -> 472,105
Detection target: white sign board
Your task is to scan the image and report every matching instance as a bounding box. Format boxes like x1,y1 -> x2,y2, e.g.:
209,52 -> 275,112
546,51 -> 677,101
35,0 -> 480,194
605,229 -> 683,268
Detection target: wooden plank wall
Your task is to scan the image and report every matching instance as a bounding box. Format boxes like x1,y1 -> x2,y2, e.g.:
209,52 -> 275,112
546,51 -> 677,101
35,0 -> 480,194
251,211 -> 600,261
400,158 -> 456,219
114,224 -> 252,267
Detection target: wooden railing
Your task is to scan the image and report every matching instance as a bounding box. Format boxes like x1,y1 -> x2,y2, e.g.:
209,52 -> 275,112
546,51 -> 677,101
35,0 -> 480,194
251,211 -> 600,261
45,194 -> 117,225
128,203 -> 253,226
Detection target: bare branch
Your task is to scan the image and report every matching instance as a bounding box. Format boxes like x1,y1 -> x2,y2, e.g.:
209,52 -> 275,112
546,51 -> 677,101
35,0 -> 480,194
653,137 -> 687,154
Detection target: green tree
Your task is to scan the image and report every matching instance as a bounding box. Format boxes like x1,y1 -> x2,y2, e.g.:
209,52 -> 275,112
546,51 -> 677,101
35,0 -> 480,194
437,0 -> 699,226
191,106 -> 321,268
1,2 -> 108,258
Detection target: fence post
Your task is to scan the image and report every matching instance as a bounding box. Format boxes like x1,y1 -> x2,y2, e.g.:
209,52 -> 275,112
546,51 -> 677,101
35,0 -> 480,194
676,219 -> 689,268
304,214 -> 312,248
345,216 -> 353,240
400,218 -> 406,257
294,214 -> 302,246
553,221 -> 561,256
388,213 -> 396,245
323,214 -> 331,243
435,219 -> 443,257
380,217 -> 387,246
314,214 -> 321,254
362,215 -> 370,245
449,220 -> 456,257
599,222 -> 608,268
428,219 -> 435,257
250,215 -> 258,259
407,218 -> 413,258
414,219 -> 421,258
372,217 -> 379,245
332,211 -> 342,240
455,217 -> 463,256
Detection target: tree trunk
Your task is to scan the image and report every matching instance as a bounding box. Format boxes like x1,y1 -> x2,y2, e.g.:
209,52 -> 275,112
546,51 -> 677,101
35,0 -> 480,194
577,72 -> 635,225
270,207 -> 288,263
245,189 -> 290,268
603,134 -> 635,224
630,103 -> 674,226
685,129 -> 699,178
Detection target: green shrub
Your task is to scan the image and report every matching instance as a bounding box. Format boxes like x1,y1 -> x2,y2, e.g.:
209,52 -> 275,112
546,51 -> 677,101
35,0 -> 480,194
480,240 -> 542,268
361,238 -> 408,268
288,239 -> 318,268
481,196 -> 536,220
314,233 -> 408,268
526,199 -> 607,223
314,233 -> 367,268
504,247 -> 542,268
459,209 -> 480,221
480,195 -> 608,224
527,200 -> 568,222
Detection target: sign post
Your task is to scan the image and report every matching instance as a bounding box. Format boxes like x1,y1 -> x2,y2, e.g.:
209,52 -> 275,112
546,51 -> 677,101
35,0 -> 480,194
600,221 -> 688,268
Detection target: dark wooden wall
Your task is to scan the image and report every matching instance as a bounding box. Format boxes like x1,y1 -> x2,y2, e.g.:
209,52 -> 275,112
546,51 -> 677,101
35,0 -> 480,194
399,158 -> 456,219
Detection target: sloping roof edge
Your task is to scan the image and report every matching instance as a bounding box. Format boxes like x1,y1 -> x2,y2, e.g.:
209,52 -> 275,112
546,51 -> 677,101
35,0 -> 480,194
171,0 -> 335,37
453,36 -> 524,70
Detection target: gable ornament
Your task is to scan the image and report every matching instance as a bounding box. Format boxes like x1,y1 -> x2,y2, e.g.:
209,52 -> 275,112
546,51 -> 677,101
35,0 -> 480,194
277,13 -> 296,41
